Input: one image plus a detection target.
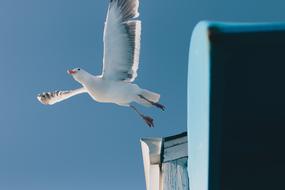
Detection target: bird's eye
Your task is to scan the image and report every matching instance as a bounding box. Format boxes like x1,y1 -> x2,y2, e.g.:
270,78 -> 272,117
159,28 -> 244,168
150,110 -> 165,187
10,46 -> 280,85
78,68 -> 80,71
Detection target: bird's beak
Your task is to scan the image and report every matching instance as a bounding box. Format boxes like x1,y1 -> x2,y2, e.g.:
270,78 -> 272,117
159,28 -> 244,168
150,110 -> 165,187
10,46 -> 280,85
67,70 -> 77,75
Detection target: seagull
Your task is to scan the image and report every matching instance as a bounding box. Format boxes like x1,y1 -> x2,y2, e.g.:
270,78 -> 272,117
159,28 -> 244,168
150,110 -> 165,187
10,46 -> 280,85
37,0 -> 165,127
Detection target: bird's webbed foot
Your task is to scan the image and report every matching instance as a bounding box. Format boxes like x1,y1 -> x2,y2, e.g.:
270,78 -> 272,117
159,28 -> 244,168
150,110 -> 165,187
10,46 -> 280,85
153,102 -> 166,111
142,115 -> 154,128
130,105 -> 155,128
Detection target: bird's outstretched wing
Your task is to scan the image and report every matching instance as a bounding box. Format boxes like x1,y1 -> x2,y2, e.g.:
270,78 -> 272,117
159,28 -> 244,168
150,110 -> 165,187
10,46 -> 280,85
101,0 -> 141,82
37,87 -> 87,105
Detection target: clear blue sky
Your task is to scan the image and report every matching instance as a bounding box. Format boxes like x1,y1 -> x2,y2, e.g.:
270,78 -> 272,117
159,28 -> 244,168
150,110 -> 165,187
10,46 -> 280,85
1,0 -> 285,189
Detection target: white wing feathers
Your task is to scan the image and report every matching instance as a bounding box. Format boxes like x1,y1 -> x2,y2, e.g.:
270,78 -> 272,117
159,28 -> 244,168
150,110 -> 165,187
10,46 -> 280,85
102,0 -> 141,82
37,87 -> 87,105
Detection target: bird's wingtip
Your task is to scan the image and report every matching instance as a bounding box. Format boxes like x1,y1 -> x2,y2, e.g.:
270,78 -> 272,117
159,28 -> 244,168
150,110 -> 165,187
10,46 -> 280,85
37,93 -> 50,105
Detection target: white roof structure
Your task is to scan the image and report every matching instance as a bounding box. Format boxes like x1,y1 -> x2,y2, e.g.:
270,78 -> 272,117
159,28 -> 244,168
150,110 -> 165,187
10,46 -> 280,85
141,132 -> 188,190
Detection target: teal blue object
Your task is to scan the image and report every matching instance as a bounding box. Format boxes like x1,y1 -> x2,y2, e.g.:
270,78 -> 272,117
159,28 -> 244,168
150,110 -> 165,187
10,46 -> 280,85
188,22 -> 285,190
188,22 -> 211,190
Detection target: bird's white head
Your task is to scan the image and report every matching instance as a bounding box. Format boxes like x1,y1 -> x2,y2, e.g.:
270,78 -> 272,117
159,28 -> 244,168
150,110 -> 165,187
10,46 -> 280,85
67,68 -> 91,84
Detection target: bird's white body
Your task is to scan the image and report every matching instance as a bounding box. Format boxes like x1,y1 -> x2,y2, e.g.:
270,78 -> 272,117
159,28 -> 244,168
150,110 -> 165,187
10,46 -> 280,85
80,74 -> 141,106
71,69 -> 159,107
87,80 -> 140,106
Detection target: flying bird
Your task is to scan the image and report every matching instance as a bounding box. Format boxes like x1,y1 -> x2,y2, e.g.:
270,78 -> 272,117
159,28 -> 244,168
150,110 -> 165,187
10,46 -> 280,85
37,0 -> 165,127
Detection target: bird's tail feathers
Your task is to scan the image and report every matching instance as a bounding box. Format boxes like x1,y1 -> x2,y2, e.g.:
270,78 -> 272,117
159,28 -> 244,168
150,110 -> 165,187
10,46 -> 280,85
137,89 -> 160,107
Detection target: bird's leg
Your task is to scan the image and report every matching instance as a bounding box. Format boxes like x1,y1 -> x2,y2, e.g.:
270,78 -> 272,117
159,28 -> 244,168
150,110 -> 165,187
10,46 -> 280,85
130,105 -> 154,128
138,95 -> 166,111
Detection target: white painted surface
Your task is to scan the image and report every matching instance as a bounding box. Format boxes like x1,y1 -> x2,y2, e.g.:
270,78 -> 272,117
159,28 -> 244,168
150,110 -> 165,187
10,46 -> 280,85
141,133 -> 189,190
163,143 -> 188,163
141,138 -> 162,164
141,138 -> 162,190
162,158 -> 189,190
